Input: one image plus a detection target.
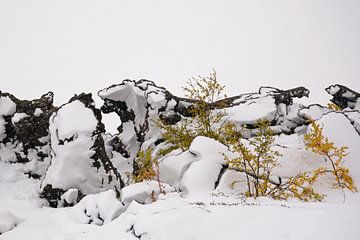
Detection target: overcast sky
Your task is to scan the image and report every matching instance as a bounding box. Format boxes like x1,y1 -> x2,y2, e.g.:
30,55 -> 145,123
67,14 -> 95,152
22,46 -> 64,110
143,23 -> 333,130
1,0 -> 359,106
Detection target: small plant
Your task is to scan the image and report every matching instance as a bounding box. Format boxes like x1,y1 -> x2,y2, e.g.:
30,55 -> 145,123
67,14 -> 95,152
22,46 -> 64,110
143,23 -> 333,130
133,148 -> 164,194
304,120 -> 357,193
156,69 -> 228,153
156,120 -> 195,153
224,120 -> 323,201
224,120 -> 281,198
182,68 -> 227,140
327,102 -> 342,111
276,172 -> 324,201
133,148 -> 157,183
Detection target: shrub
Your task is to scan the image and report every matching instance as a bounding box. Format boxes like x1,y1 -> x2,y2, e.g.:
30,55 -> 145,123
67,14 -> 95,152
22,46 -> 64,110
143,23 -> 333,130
133,148 -> 164,196
154,70 -> 355,202
133,148 -> 158,183
224,120 -> 324,201
156,69 -> 228,153
327,102 -> 342,111
304,120 -> 357,193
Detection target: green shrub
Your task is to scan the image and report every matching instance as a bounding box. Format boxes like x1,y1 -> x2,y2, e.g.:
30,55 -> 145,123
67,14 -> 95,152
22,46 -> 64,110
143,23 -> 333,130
156,69 -> 228,153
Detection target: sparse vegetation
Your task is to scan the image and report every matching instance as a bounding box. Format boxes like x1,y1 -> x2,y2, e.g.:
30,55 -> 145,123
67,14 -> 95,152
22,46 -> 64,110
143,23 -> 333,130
133,148 -> 164,194
151,70 -> 357,202
155,69 -> 228,154
133,148 -> 158,183
304,120 -> 357,193
224,120 -> 324,201
327,102 -> 342,111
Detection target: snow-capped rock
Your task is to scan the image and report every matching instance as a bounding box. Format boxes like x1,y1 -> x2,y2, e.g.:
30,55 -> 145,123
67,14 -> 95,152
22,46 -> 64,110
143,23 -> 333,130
326,84 -> 360,110
0,211 -> 22,235
41,93 -> 124,207
120,180 -> 176,207
0,91 -> 55,179
179,136 -> 229,198
98,80 -> 311,181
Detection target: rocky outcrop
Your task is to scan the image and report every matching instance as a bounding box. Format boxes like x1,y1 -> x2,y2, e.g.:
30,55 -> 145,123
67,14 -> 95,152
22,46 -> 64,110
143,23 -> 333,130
0,91 -> 55,145
2,81 -> 359,208
326,84 -> 360,110
0,91 -> 55,178
97,81 -> 314,188
40,93 -> 124,207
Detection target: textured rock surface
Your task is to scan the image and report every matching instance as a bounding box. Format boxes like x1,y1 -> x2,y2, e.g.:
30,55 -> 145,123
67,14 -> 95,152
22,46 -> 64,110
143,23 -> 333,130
40,93 -> 124,207
98,81 -> 311,178
1,82 -> 359,209
0,91 -> 55,178
326,84 -> 360,110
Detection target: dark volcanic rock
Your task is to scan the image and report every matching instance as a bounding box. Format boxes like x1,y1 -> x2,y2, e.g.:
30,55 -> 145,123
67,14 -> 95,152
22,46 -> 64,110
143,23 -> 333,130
325,85 -> 360,135
0,91 -> 55,177
326,84 -> 360,110
98,80 -> 311,179
40,93 -> 123,207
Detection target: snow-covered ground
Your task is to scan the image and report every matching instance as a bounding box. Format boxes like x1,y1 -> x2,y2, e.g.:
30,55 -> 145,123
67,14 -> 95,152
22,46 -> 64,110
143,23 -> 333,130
1,185 -> 360,240
1,0 -> 360,239
1,105 -> 360,239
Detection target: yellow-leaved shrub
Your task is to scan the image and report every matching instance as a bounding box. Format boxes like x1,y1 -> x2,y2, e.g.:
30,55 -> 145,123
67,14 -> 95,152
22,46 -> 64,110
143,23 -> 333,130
224,120 -> 324,201
133,148 -> 159,183
327,102 -> 342,111
304,120 -> 357,193
155,69 -> 228,154
151,70 -> 357,202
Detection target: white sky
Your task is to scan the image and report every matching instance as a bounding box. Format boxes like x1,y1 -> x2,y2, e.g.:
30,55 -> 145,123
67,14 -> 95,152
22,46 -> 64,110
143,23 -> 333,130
1,0 -> 359,106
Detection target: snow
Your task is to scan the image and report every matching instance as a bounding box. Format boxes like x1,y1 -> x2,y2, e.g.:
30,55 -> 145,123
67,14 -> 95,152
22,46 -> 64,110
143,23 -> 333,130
51,100 -> 97,140
0,162 -> 44,235
316,112 -> 360,186
1,0 -> 360,238
159,150 -> 198,187
0,143 -> 20,163
75,190 -> 125,224
34,108 -> 43,117
2,88 -> 360,239
226,97 -> 276,124
299,104 -> 331,120
0,117 -> 5,142
11,113 -> 28,124
0,190 -> 125,240
0,211 -> 22,235
0,97 -> 16,116
1,110 -> 360,239
345,111 -> 360,134
179,137 -> 228,198
343,91 -> 356,99
60,189 -> 79,206
355,99 -> 360,111
3,192 -> 358,240
98,82 -> 148,127
42,134 -> 99,192
116,196 -> 360,240
120,181 -> 176,207
42,99 -> 120,196
326,85 -> 340,95
0,96 -> 16,141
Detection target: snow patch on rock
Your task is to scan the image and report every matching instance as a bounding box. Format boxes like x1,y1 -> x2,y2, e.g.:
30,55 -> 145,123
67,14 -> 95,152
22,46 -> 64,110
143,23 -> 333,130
180,136 -> 228,198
